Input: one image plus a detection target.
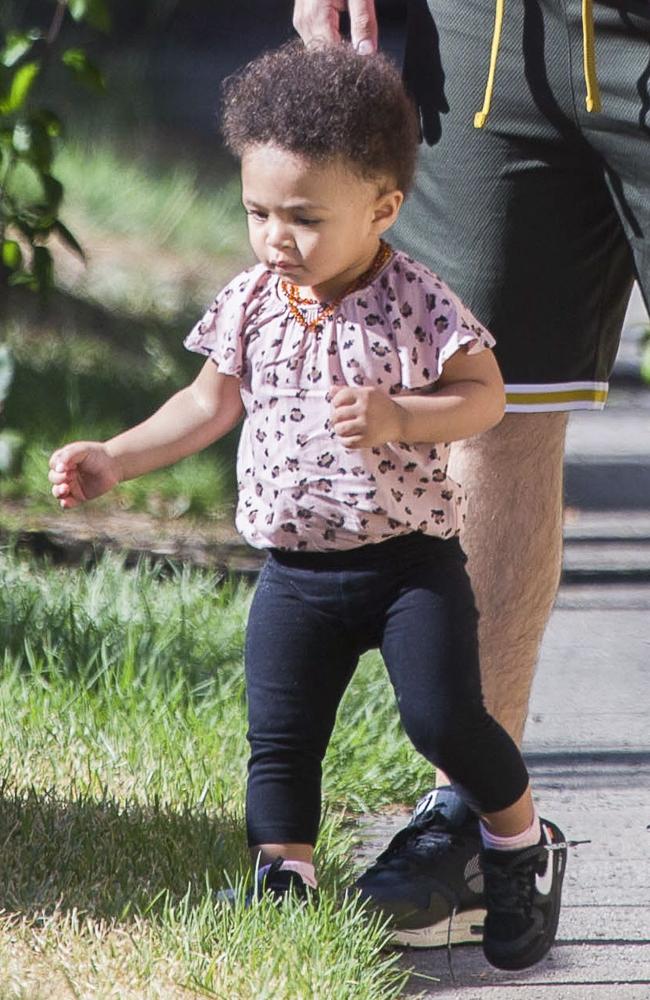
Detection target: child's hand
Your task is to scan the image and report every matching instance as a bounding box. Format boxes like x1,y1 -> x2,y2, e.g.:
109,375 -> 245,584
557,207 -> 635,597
330,386 -> 404,449
48,442 -> 121,509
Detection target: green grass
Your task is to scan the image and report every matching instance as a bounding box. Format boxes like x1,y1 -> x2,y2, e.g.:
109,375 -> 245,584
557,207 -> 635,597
0,548 -> 430,997
55,142 -> 247,261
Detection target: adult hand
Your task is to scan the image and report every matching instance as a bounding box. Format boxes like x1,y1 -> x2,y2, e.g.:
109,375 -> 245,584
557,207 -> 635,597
48,441 -> 121,509
293,0 -> 378,54
330,385 -> 403,448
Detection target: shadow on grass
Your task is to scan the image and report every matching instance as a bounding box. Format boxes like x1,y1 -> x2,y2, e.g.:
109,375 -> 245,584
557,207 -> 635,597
3,285 -> 203,437
3,286 -> 239,515
4,284 -> 196,351
0,782 -> 248,920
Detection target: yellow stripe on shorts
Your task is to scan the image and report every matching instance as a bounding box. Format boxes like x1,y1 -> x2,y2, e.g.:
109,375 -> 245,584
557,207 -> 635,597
505,382 -> 609,411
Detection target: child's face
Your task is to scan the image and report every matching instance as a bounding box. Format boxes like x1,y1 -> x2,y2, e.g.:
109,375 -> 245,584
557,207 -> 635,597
241,144 -> 402,300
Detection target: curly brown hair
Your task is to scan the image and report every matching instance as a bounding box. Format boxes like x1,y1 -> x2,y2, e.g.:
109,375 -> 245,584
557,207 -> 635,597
221,42 -> 419,193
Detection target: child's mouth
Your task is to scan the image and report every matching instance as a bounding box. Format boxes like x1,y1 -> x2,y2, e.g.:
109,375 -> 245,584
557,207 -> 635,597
270,259 -> 302,273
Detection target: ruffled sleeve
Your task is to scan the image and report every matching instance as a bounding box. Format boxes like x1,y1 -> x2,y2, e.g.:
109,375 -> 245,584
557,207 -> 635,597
437,290 -> 495,370
183,265 -> 268,377
387,256 -> 495,389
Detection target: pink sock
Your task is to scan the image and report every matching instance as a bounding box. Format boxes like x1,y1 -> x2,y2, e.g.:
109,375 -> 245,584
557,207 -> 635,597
280,860 -> 318,888
480,806 -> 541,851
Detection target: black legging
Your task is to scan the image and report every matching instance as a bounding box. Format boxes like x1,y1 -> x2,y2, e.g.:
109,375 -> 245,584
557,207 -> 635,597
245,533 -> 529,847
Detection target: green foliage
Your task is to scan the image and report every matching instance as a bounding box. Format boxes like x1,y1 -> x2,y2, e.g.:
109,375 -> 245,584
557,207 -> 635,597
0,342 -> 13,404
0,1 -> 110,293
0,343 -> 24,476
641,329 -> 650,386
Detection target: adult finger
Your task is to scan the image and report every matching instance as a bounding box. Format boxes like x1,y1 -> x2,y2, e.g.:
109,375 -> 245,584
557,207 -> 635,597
293,1 -> 342,46
349,0 -> 378,54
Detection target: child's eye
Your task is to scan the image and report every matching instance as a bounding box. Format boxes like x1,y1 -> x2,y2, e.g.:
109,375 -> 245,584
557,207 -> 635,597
296,217 -> 320,227
246,209 -> 267,222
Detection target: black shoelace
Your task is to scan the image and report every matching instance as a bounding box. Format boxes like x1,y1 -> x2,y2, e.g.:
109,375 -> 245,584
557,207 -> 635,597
482,843 -> 545,918
371,808 -> 464,871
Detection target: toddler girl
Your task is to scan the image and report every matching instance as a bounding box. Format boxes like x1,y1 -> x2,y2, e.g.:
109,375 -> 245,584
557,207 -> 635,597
49,42 -> 568,971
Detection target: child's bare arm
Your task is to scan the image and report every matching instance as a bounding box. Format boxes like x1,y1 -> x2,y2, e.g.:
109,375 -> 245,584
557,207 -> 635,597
331,348 -> 505,449
396,348 -> 505,443
49,362 -> 243,508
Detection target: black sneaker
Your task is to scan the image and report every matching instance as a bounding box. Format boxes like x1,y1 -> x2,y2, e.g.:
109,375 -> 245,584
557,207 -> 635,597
355,796 -> 485,947
481,818 -> 567,970
246,857 -> 315,905
216,857 -> 315,907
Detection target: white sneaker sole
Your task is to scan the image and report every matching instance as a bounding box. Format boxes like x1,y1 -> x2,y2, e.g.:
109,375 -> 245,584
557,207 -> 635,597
390,907 -> 486,948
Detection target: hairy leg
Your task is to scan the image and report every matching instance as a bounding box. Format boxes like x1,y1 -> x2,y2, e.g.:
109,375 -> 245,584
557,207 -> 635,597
448,412 -> 569,748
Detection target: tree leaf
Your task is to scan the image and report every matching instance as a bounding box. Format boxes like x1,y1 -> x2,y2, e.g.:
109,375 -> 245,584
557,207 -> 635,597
33,108 -> 64,138
0,345 -> 15,403
11,120 -> 32,154
52,219 -> 86,261
8,270 -> 36,288
12,118 -> 54,170
61,48 -> 105,92
67,0 -> 89,22
641,338 -> 650,386
1,31 -> 41,69
68,0 -> 111,32
1,239 -> 22,270
0,61 -> 40,114
27,207 -> 58,233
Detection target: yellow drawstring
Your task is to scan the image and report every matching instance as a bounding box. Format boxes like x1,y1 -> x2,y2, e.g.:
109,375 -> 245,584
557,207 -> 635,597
581,0 -> 601,112
474,0 -> 505,129
474,0 -> 601,129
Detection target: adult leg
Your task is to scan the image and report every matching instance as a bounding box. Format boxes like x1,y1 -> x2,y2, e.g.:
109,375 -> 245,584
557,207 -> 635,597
448,411 -> 568,747
397,0 -> 633,755
356,0 -> 636,942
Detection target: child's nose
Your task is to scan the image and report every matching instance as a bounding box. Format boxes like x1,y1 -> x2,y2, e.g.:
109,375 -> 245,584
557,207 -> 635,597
267,221 -> 294,249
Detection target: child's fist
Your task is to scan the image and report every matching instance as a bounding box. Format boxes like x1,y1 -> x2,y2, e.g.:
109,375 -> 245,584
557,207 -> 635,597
329,385 -> 403,449
48,441 -> 121,509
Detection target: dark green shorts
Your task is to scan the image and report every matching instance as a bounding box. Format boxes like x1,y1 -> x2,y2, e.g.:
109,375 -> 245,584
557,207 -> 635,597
396,0 -> 650,411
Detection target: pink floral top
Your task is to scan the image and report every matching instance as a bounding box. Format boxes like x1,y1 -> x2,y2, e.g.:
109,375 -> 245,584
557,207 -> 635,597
184,248 -> 494,551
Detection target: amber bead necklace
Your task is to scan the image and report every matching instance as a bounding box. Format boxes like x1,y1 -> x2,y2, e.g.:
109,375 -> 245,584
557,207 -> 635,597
280,240 -> 392,332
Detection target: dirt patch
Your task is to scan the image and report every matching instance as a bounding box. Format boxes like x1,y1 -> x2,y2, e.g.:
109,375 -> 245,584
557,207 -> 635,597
1,501 -> 263,577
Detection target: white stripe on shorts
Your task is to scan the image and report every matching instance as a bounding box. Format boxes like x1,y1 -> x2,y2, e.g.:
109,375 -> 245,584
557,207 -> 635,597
505,381 -> 609,412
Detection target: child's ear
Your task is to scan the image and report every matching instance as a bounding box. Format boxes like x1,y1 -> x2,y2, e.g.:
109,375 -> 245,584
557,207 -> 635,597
372,189 -> 404,232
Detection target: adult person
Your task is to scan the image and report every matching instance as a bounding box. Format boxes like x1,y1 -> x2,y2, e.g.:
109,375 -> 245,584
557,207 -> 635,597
293,0 -> 649,946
